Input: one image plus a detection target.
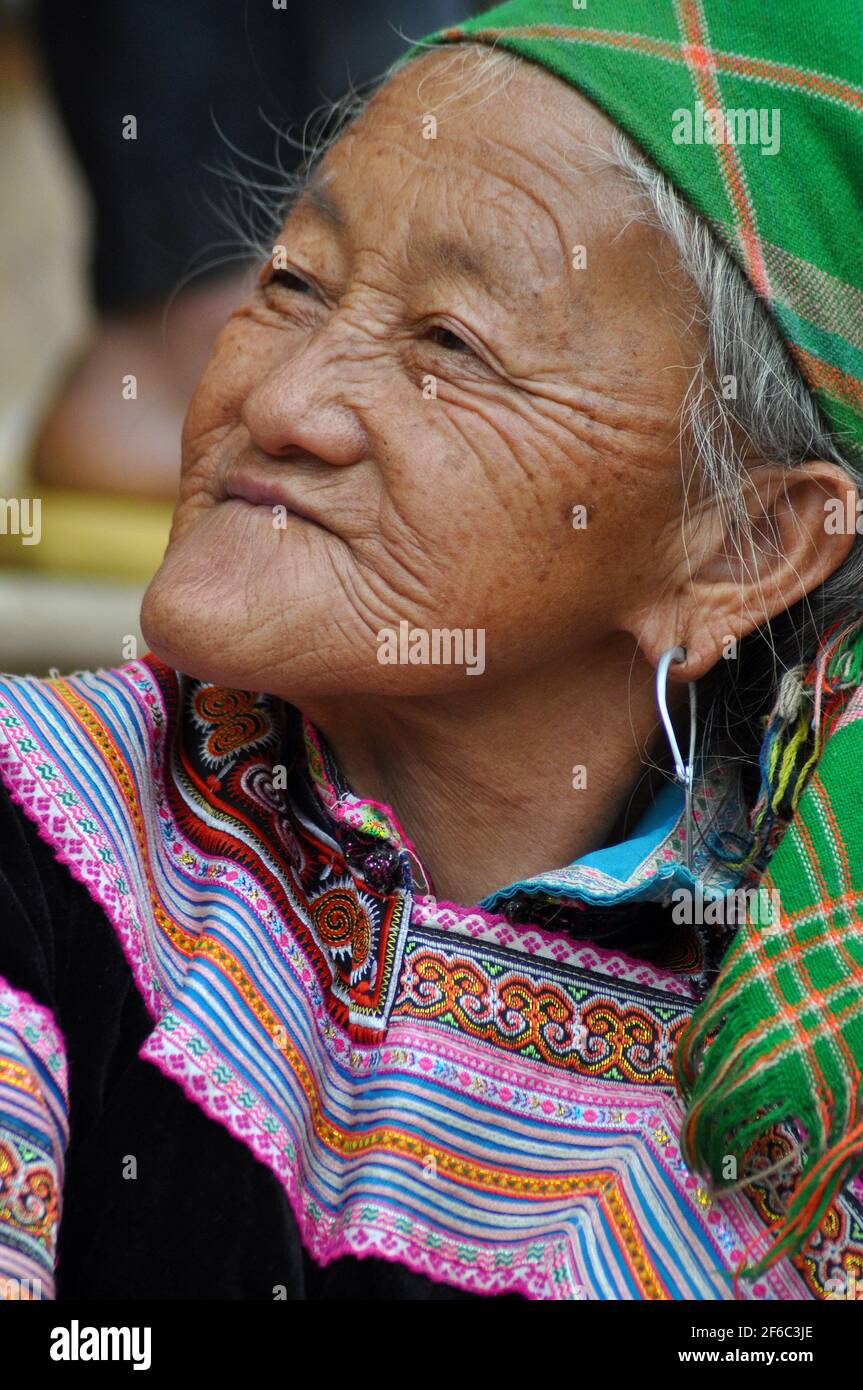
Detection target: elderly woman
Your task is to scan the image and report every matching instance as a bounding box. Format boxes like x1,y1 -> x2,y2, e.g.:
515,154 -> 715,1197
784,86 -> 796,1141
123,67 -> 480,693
2,0 -> 862,1302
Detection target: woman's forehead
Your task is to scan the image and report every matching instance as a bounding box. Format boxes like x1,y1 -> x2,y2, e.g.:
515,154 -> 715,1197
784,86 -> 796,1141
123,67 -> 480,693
300,159 -> 564,304
305,53 -> 634,295
343,46 -> 621,177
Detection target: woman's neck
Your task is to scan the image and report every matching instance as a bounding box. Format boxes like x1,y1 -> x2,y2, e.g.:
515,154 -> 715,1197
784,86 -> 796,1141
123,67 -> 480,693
301,643 -> 676,906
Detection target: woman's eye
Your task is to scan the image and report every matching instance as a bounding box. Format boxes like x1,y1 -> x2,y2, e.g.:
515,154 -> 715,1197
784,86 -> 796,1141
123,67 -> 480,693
427,325 -> 474,355
267,269 -> 317,297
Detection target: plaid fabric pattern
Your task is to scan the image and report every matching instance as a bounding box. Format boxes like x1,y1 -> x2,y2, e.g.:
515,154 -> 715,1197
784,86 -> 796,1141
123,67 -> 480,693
677,664 -> 863,1272
422,0 -> 863,464
417,0 -> 863,1267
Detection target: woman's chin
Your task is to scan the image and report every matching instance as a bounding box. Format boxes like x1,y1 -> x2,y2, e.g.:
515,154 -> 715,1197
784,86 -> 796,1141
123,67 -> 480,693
139,574 -> 222,685
140,507 -> 331,677
138,545 -> 354,698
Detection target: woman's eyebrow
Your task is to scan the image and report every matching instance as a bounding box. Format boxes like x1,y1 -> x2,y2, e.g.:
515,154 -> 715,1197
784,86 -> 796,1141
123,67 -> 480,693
304,173 -> 347,230
302,174 -> 503,296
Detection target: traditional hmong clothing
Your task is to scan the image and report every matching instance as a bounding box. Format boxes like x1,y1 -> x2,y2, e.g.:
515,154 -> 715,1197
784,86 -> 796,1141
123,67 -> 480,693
0,654 -> 862,1299
2,0 -> 862,1303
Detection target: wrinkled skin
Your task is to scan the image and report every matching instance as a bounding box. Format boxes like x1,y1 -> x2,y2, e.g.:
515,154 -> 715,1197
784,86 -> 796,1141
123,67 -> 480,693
142,50 -> 854,903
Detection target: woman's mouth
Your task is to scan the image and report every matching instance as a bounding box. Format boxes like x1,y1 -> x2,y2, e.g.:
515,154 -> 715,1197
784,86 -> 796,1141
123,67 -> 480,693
221,464 -> 333,533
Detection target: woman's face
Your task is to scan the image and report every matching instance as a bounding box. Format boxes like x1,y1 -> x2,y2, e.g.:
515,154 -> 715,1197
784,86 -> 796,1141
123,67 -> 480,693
142,50 -> 704,699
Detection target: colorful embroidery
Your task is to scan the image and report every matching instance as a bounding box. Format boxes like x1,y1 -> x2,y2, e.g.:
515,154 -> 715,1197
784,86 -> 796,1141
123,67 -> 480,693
191,685 -> 273,765
743,1130 -> 863,1300
393,939 -> 687,1084
0,658 -> 858,1299
0,980 -> 68,1300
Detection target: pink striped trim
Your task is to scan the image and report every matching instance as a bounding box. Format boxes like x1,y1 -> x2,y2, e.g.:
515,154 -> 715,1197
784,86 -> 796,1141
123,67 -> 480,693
139,1018 -> 557,1299
0,978 -> 68,1103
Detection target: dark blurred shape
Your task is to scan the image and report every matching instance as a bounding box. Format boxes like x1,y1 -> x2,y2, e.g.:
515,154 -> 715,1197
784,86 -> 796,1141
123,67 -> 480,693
33,0 -> 475,312
26,0 -> 478,500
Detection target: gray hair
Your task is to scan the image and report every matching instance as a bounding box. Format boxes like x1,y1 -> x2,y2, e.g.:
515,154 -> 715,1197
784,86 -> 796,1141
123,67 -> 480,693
213,42 -> 863,790
605,126 -> 863,779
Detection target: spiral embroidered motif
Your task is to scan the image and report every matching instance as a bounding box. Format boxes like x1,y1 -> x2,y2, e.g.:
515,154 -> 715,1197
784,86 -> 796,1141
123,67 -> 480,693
0,1137 -> 59,1240
394,950 -> 680,1083
193,686 -> 270,762
311,888 -> 371,969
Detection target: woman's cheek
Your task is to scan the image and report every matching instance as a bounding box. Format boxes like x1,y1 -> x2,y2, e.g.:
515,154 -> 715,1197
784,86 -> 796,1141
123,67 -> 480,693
180,322 -> 279,451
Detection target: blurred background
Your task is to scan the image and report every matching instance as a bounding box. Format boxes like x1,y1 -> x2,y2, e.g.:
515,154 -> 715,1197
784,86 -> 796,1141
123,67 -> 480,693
0,0 -> 477,674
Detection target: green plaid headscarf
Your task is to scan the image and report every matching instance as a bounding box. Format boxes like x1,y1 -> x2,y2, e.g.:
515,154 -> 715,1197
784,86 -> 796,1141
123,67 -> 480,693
415,0 -> 863,1271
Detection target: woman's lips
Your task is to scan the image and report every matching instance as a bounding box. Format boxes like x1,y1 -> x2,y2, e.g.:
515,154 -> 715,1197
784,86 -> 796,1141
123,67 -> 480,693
221,467 -> 331,532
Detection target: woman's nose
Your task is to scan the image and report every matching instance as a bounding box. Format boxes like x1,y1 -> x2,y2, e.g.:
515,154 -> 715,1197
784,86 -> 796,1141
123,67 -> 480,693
240,333 -> 369,466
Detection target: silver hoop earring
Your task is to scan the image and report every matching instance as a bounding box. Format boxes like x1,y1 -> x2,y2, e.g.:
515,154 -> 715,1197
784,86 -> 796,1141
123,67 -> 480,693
656,646 -> 698,872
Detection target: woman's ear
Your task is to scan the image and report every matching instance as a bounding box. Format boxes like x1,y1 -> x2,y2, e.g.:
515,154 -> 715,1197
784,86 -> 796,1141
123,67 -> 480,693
632,460 -> 859,682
